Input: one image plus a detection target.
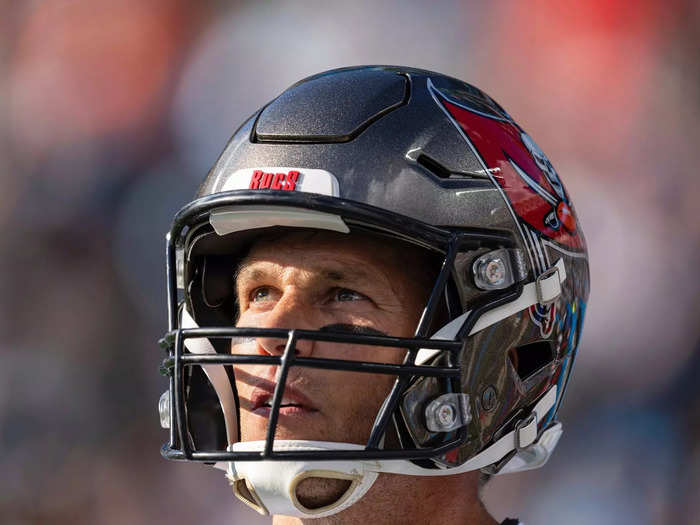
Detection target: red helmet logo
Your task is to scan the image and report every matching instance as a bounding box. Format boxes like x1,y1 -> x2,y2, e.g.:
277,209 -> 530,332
430,82 -> 584,251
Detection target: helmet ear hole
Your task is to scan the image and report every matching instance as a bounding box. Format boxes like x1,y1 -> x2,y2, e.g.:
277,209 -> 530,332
508,341 -> 554,382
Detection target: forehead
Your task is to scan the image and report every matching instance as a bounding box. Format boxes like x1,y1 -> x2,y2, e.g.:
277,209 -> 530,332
239,230 -> 401,277
236,229 -> 434,292
247,230 -> 402,261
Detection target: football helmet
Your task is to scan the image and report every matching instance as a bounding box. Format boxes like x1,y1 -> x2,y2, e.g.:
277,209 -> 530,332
158,66 -> 589,518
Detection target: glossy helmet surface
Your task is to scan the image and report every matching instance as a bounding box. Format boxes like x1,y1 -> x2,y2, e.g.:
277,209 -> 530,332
159,66 -> 589,517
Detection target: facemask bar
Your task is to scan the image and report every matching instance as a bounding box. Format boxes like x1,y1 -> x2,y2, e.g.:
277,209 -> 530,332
163,327 -> 465,462
363,234 -> 459,450
160,191 -> 521,463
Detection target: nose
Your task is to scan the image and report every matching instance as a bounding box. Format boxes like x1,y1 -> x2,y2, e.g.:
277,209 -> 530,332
255,294 -> 315,358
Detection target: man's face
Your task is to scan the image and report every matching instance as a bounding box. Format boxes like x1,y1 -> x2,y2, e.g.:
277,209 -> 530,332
232,230 -> 431,445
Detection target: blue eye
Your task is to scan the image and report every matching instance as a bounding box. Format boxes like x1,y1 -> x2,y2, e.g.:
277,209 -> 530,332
335,288 -> 366,302
251,287 -> 271,302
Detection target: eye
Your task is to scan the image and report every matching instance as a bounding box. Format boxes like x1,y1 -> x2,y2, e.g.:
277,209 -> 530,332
250,286 -> 273,302
333,288 -> 367,302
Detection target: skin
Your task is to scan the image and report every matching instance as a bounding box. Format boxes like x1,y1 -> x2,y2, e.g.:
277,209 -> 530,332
232,230 -> 497,525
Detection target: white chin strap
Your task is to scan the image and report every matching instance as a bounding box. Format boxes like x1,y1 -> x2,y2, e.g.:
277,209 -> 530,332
224,441 -> 380,518
187,258 -> 567,518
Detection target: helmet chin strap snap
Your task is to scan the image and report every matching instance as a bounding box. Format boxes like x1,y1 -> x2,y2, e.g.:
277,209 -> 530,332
226,441 -> 380,518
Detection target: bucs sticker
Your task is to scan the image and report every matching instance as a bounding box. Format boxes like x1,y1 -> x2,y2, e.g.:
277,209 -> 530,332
249,170 -> 299,191
427,78 -> 585,251
219,167 -> 340,197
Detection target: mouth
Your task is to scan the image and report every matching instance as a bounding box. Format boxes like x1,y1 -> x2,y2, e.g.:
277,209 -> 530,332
250,387 -> 319,418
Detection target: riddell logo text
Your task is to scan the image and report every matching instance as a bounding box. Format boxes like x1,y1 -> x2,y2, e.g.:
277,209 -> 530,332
249,170 -> 299,191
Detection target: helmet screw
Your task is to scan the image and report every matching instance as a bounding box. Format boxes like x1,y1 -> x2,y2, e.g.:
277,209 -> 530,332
484,259 -> 506,286
425,393 -> 471,432
481,386 -> 497,411
436,403 -> 456,427
473,250 -> 515,290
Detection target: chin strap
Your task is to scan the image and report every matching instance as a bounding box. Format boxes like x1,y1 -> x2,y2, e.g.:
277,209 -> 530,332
225,441 -> 380,518
221,386 -> 558,518
496,420 -> 563,474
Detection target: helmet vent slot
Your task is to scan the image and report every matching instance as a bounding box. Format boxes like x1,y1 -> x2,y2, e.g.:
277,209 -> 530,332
417,154 -> 452,179
509,342 -> 554,381
416,154 -> 489,180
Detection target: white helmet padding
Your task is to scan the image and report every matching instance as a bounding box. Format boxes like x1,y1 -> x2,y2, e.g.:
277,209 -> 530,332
209,205 -> 350,236
181,308 -> 238,446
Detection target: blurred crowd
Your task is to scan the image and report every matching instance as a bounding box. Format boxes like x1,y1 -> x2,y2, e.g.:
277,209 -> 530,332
0,1 -> 698,524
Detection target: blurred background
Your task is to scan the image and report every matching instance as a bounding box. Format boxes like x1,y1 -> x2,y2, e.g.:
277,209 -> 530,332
1,1 -> 698,524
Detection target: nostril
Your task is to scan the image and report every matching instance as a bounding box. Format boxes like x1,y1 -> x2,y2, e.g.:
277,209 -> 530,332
260,337 -> 312,357
276,343 -> 302,356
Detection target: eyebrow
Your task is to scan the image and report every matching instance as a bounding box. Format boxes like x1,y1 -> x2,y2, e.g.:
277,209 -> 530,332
320,268 -> 371,282
234,260 -> 377,288
233,266 -> 265,286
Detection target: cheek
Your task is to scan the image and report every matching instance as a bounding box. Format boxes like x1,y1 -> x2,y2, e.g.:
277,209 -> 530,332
313,341 -> 408,365
231,366 -> 256,411
329,372 -> 396,437
235,309 -> 258,327
370,303 -> 424,340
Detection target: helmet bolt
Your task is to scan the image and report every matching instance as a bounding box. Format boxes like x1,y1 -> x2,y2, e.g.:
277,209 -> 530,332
484,259 -> 506,286
472,250 -> 517,290
481,386 -> 497,411
436,403 -> 456,428
425,393 -> 471,432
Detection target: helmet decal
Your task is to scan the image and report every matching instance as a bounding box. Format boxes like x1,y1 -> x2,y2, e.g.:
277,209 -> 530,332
249,170 -> 300,191
529,302 -> 556,339
429,79 -> 585,251
219,167 -> 341,196
520,131 -> 566,202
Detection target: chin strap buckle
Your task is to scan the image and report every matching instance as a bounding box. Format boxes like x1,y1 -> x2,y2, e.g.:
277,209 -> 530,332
514,412 -> 538,451
535,263 -> 562,305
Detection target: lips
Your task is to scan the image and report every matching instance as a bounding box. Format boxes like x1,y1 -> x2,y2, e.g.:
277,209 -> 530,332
249,383 -> 318,417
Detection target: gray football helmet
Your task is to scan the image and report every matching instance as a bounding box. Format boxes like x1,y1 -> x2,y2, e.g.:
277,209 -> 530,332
158,66 -> 589,518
